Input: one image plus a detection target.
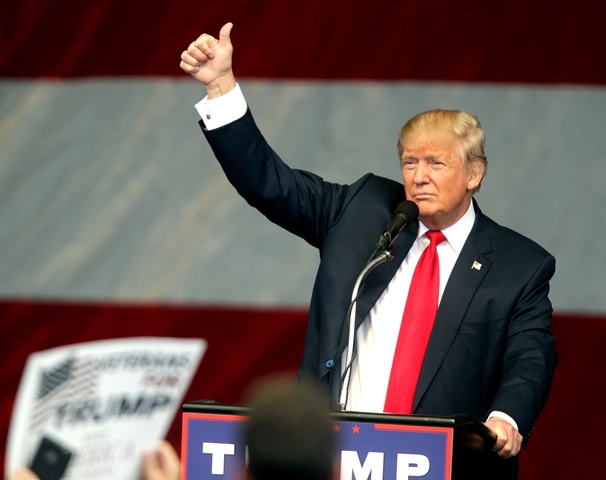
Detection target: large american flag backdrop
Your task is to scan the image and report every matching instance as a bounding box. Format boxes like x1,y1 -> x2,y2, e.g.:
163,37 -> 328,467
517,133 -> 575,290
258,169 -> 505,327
2,1 -> 605,478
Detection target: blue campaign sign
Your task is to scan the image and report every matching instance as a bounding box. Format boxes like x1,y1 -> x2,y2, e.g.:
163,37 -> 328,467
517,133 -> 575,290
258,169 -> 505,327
334,420 -> 452,480
182,413 -> 247,480
182,412 -> 452,480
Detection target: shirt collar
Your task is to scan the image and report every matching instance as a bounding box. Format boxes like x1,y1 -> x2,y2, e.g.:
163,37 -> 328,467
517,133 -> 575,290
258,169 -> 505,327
417,200 -> 476,254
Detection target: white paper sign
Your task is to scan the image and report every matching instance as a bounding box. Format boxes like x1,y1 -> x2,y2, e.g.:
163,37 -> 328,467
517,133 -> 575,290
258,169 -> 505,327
5,337 -> 206,479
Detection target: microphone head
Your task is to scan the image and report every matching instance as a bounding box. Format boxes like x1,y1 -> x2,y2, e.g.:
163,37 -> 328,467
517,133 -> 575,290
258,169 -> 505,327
376,200 -> 420,251
394,200 -> 419,223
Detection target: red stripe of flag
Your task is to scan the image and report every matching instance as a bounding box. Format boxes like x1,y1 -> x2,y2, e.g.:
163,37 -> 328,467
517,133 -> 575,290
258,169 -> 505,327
1,0 -> 604,84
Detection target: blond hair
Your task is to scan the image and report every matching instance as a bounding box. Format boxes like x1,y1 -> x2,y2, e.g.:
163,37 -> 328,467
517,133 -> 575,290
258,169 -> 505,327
397,109 -> 487,192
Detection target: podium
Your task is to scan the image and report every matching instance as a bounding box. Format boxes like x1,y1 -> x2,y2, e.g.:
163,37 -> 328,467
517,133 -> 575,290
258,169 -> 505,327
181,402 -> 517,480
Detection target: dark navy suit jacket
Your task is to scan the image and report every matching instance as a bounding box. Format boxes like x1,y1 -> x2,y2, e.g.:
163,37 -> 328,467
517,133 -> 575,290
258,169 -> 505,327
201,109 -> 557,441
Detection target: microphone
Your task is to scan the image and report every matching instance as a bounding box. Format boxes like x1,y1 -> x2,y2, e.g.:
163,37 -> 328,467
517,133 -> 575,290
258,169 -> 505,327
376,201 -> 419,251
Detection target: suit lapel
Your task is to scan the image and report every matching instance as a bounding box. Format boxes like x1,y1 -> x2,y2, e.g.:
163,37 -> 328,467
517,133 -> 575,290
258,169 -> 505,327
413,210 -> 494,409
354,223 -> 418,331
336,222 -> 418,355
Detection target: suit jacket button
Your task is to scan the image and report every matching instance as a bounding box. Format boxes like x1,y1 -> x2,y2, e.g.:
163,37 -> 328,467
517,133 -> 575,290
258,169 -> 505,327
325,359 -> 334,368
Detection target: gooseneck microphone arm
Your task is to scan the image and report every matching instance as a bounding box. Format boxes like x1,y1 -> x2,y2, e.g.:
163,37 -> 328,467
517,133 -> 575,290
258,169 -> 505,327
338,247 -> 394,411
337,200 -> 419,411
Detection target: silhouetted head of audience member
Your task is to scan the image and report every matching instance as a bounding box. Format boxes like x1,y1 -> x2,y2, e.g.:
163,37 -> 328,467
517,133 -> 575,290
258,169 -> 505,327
244,378 -> 335,480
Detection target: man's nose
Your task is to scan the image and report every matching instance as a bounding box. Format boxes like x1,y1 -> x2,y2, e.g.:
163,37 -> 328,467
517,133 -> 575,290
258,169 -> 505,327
413,162 -> 429,183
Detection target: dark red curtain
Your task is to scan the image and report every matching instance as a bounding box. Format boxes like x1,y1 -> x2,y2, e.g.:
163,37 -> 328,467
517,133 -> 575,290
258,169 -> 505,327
1,0 -> 604,84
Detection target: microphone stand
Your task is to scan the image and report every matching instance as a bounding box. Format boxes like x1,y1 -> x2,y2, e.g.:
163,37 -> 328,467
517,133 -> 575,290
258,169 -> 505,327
338,246 -> 394,411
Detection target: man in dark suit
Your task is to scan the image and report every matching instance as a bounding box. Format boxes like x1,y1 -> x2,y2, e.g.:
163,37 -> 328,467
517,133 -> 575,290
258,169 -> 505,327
179,23 -> 557,465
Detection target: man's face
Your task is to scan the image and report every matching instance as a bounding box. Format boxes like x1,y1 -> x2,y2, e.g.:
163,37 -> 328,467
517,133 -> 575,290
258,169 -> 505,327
400,127 -> 482,230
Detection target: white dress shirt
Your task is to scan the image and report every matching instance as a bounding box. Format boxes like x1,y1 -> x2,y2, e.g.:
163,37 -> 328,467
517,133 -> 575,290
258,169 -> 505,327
345,203 -> 476,412
195,84 -> 247,129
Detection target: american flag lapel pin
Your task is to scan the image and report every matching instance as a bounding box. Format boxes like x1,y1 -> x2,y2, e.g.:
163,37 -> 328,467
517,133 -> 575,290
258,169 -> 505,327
472,261 -> 482,271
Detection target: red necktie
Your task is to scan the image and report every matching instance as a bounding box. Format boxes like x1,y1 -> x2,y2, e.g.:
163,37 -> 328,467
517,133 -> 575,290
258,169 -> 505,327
384,230 -> 447,414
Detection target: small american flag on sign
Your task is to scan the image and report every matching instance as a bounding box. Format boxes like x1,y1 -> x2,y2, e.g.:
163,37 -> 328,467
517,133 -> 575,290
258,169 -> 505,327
30,355 -> 98,430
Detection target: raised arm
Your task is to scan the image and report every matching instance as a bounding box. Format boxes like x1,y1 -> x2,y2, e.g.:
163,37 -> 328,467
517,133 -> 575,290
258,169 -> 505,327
180,22 -> 237,99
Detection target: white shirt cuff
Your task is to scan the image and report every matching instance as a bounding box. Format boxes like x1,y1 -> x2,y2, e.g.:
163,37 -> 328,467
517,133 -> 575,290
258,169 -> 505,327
194,83 -> 247,130
487,411 -> 519,431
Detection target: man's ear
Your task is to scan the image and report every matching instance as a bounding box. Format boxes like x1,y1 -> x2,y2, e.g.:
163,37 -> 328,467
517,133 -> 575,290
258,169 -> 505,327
467,164 -> 484,191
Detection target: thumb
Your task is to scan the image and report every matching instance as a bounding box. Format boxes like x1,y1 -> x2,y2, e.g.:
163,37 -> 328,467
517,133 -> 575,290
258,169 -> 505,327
219,22 -> 233,45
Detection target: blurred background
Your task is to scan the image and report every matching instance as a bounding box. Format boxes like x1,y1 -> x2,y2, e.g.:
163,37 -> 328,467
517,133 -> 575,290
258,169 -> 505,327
1,1 -> 605,478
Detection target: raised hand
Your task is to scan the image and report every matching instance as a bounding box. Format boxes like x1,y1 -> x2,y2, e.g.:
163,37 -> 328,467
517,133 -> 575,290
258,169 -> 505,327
180,22 -> 236,98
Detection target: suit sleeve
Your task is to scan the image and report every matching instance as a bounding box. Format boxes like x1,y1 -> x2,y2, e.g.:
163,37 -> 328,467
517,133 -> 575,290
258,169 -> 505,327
201,109 -> 360,248
489,252 -> 558,439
